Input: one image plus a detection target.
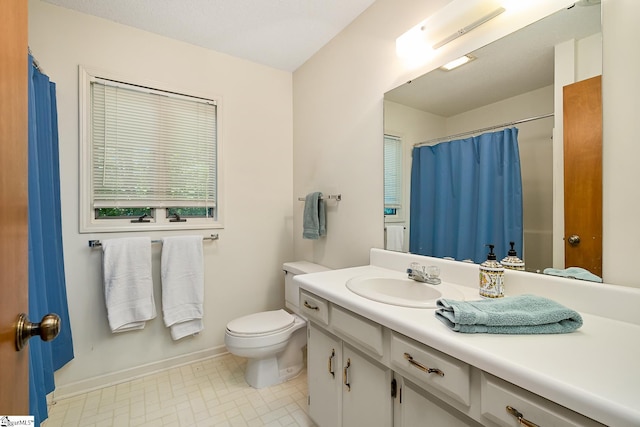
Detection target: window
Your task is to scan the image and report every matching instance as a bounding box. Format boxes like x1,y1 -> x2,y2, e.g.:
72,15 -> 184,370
79,67 -> 222,232
384,134 -> 403,220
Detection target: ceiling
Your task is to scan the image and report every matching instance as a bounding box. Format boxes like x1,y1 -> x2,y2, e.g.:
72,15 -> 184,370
42,0 -> 377,72
385,3 -> 601,117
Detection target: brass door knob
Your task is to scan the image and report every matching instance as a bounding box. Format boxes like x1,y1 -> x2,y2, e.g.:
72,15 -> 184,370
567,234 -> 581,246
15,313 -> 61,351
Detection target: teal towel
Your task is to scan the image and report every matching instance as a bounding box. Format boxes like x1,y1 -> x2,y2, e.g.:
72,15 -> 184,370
435,294 -> 583,334
543,267 -> 602,283
303,192 -> 326,239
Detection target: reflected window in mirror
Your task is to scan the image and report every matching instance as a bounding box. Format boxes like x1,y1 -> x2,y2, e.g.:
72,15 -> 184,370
384,134 -> 403,221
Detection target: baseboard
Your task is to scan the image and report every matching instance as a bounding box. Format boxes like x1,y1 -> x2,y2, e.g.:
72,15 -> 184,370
52,345 -> 229,400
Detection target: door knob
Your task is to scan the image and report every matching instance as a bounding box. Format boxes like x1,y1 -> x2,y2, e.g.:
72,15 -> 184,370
567,235 -> 581,246
15,313 -> 61,351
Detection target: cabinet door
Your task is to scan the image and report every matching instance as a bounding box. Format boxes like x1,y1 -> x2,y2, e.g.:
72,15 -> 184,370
396,377 -> 480,427
308,322 -> 342,427
342,343 -> 393,427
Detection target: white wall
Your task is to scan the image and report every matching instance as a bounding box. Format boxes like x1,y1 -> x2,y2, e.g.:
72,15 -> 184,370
28,0 -> 640,397
292,0 -> 574,269
602,0 -> 640,286
295,0 -> 640,287
29,0 -> 294,394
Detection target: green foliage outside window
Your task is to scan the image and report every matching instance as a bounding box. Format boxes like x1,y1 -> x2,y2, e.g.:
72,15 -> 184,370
167,207 -> 214,218
96,207 -> 152,219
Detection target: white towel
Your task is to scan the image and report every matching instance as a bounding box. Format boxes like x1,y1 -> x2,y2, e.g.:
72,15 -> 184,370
102,237 -> 156,333
386,225 -> 404,252
161,236 -> 205,340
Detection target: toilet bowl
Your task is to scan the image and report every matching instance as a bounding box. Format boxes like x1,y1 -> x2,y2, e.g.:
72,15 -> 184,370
224,261 -> 330,388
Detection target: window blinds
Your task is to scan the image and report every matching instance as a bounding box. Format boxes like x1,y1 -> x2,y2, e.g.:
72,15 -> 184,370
90,79 -> 217,208
384,135 -> 403,208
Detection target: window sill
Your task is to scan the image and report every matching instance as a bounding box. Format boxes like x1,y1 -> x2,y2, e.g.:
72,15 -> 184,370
79,220 -> 223,234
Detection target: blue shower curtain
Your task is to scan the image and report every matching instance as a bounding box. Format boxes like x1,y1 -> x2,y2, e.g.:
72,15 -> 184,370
28,54 -> 74,425
409,128 -> 523,263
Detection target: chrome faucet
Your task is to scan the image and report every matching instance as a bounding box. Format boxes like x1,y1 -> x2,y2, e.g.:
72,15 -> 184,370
407,263 -> 441,285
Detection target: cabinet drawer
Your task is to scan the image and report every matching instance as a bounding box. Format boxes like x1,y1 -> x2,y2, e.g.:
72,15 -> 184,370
480,372 -> 605,427
390,332 -> 470,406
331,305 -> 384,357
299,290 -> 329,325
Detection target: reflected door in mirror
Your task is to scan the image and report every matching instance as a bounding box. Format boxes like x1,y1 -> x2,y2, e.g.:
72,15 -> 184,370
563,75 -> 602,277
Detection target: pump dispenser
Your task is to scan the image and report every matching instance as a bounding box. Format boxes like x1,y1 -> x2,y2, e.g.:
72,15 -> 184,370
479,244 -> 504,298
501,241 -> 525,271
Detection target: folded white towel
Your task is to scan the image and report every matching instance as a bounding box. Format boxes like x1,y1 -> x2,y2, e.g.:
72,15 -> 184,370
386,225 -> 404,252
102,237 -> 156,333
161,235 -> 205,340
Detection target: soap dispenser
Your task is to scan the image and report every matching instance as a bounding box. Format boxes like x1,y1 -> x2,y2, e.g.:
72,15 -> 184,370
479,244 -> 504,298
501,241 -> 525,271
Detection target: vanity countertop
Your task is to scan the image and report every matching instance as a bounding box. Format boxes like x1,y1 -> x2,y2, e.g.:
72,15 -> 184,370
295,264 -> 640,427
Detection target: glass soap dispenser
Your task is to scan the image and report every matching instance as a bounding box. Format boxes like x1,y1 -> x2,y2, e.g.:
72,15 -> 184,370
479,244 -> 504,298
501,241 -> 525,271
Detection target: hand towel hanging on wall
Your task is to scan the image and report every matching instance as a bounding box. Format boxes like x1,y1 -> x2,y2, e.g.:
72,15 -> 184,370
101,237 -> 157,332
385,225 -> 404,251
161,235 -> 205,340
303,192 -> 326,239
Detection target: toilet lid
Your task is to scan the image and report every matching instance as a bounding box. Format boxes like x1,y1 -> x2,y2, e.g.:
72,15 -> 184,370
226,309 -> 295,336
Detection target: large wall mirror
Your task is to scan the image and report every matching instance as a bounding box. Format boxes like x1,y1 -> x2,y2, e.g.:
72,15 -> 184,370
383,3 -> 602,278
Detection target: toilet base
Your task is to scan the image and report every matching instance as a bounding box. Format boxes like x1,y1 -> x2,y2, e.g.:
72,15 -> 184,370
244,355 -> 304,389
243,326 -> 306,389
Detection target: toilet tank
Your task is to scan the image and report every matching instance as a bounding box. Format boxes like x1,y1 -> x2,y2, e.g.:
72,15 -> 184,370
283,261 -> 330,312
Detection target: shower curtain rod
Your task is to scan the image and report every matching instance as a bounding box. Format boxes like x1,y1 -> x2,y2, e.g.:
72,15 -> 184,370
413,112 -> 554,147
28,46 -> 43,72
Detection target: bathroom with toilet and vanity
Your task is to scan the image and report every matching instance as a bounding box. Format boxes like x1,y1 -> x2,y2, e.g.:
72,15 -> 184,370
2,0 -> 640,426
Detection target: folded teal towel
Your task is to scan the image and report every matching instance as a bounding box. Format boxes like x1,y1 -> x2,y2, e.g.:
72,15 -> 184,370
435,294 -> 583,334
303,192 -> 326,239
543,267 -> 602,283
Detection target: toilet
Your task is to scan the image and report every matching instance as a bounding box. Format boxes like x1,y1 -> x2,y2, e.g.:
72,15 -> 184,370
224,261 -> 330,388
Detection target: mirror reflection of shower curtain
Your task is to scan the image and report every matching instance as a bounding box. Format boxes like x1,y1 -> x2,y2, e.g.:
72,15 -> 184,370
409,128 -> 523,263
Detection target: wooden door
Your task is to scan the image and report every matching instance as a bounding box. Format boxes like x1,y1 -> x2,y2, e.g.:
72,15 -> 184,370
0,0 -> 29,415
563,75 -> 602,277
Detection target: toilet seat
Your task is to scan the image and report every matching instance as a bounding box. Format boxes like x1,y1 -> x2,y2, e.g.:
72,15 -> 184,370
224,311 -> 306,359
226,309 -> 295,337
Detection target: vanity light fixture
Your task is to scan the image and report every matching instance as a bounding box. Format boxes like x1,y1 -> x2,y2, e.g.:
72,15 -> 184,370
396,0 -> 506,67
440,54 -> 476,71
431,6 -> 505,50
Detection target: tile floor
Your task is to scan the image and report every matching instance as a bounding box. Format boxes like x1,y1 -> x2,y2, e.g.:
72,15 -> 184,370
42,354 -> 315,427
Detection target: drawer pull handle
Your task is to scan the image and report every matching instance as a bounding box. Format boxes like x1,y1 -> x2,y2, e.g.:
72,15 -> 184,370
304,301 -> 319,311
506,406 -> 540,427
328,349 -> 335,377
404,352 -> 445,377
343,358 -> 351,391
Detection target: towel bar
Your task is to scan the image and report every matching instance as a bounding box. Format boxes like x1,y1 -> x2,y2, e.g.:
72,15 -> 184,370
88,234 -> 219,248
297,194 -> 341,201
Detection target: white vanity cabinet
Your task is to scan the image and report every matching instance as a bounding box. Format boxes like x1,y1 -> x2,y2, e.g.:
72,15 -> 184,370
307,322 -> 393,427
302,290 -> 393,427
391,332 -> 480,427
301,287 -> 608,427
307,323 -> 341,427
480,373 -> 605,427
394,376 -> 481,427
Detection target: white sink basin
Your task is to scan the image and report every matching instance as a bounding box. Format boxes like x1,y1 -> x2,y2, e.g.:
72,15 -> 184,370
345,275 -> 465,308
